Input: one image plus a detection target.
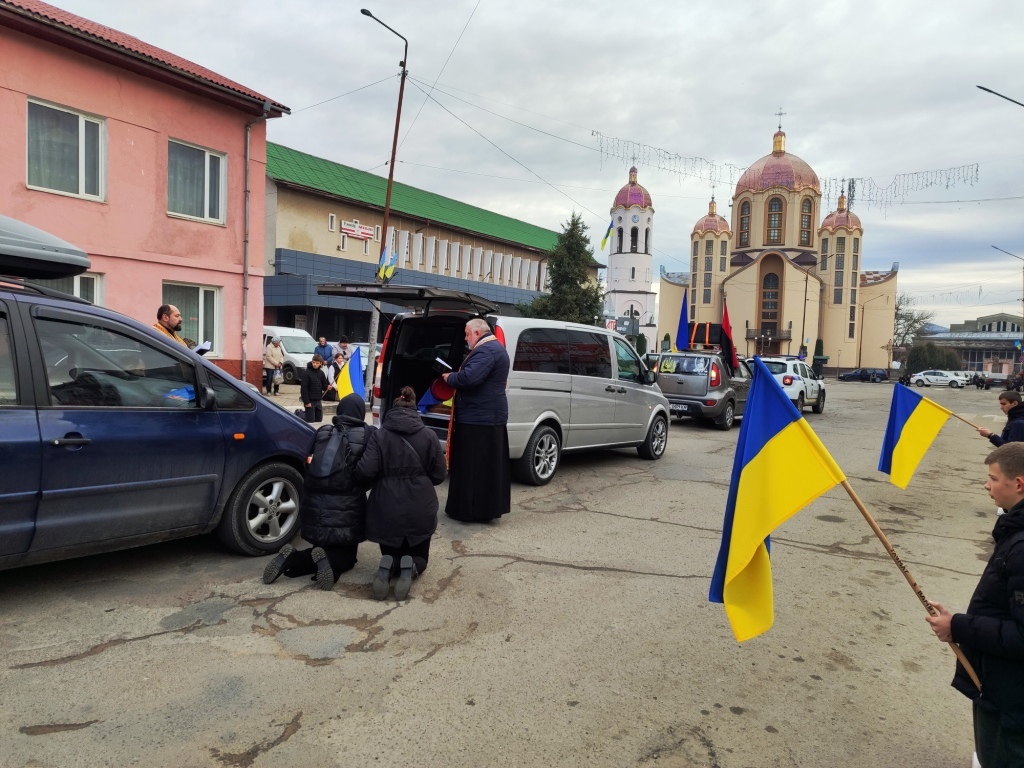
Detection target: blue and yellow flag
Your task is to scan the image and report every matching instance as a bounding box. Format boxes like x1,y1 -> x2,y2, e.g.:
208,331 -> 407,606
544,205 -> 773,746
674,289 -> 690,351
377,245 -> 398,283
710,357 -> 846,642
334,348 -> 366,400
878,385 -> 951,489
600,219 -> 614,250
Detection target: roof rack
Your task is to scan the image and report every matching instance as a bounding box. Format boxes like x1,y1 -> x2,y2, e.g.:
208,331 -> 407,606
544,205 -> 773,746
0,276 -> 90,304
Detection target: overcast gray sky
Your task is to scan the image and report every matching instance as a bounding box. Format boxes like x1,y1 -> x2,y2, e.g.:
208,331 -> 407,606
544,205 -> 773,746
48,0 -> 1024,327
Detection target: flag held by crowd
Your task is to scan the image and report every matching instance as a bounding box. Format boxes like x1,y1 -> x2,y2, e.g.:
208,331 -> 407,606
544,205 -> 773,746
675,289 -> 690,351
334,348 -> 365,400
878,385 -> 951,489
710,357 -> 846,642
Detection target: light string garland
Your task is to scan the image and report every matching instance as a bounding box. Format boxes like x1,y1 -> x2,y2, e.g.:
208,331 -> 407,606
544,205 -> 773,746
593,131 -> 979,215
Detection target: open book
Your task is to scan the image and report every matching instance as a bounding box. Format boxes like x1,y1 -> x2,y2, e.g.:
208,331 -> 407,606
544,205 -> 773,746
194,340 -> 212,356
432,357 -> 452,374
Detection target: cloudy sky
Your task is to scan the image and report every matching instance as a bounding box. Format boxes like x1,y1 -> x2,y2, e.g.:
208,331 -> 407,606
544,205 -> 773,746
47,0 -> 1024,327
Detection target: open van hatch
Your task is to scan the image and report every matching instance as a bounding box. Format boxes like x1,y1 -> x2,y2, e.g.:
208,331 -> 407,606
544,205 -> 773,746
316,282 -> 498,316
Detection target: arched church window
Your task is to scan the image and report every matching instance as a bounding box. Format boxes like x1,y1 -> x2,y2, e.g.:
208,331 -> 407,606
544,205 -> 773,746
644,228 -> 650,254
766,197 -> 784,245
761,273 -> 780,323
739,201 -> 750,247
617,228 -> 623,253
630,227 -> 638,253
800,197 -> 812,246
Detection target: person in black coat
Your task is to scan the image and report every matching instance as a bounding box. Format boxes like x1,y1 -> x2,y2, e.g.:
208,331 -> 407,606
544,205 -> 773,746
262,393 -> 374,590
978,390 -> 1024,447
354,386 -> 447,601
927,443 -> 1024,767
300,354 -> 330,423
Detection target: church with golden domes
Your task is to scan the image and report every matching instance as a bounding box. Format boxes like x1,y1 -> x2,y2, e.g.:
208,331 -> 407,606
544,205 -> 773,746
655,129 -> 898,370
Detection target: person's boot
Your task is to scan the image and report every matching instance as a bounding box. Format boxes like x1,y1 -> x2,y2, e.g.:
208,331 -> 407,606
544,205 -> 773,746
394,555 -> 417,600
262,544 -> 294,584
372,555 -> 394,600
312,547 -> 334,591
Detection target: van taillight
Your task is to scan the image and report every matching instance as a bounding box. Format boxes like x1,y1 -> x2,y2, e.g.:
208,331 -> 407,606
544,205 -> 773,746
783,375 -> 794,385
373,322 -> 392,400
710,362 -> 720,387
494,323 -> 506,346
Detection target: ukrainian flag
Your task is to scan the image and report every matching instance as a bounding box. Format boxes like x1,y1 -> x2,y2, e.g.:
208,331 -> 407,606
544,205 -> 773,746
878,385 -> 951,489
674,289 -> 689,351
600,219 -> 614,250
377,245 -> 398,283
334,348 -> 366,400
710,357 -> 846,642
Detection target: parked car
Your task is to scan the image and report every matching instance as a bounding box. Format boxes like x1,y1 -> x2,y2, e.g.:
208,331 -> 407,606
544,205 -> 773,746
1,215 -> 313,571
651,351 -> 752,430
910,370 -> 963,388
316,283 -> 670,486
263,325 -> 317,384
837,367 -> 889,383
755,356 -> 826,413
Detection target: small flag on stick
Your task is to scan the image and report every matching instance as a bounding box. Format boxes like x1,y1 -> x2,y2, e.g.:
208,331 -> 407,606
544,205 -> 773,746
878,385 -> 951,489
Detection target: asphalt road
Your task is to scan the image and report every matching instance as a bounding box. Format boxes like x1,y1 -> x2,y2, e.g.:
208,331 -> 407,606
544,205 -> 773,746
0,379 -> 1008,767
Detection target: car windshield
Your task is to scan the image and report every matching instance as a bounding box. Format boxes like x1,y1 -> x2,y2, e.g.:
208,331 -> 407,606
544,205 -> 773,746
279,334 -> 316,354
762,362 -> 788,375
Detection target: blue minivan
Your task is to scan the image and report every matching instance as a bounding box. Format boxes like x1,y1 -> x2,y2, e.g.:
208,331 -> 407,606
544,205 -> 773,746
0,215 -> 313,570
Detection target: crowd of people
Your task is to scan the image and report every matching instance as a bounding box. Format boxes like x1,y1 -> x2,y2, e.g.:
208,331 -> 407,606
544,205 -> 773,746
262,319 -> 510,601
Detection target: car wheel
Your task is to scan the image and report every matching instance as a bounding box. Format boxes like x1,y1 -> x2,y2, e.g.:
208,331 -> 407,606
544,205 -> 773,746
795,392 -> 805,411
217,462 -> 303,555
715,401 -> 736,431
282,365 -> 297,384
637,414 -> 668,460
950,381 -> 959,388
915,380 -> 925,387
812,389 -> 826,414
515,425 -> 560,486
870,374 -> 878,383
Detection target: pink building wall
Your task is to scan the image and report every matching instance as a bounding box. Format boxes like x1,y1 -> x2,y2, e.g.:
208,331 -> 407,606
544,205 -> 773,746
0,24 -> 271,384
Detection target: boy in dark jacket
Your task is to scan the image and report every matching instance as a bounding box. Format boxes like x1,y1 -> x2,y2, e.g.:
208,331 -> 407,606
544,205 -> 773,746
263,393 -> 374,590
927,443 -> 1024,766
978,390 -> 1024,447
300,354 -> 329,423
355,386 -> 447,601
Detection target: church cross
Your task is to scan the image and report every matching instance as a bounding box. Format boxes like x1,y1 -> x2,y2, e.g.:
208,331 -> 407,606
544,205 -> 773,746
775,107 -> 786,130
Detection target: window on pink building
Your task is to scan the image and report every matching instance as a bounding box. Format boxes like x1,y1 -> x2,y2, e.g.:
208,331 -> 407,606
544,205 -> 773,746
168,140 -> 226,224
27,100 -> 105,200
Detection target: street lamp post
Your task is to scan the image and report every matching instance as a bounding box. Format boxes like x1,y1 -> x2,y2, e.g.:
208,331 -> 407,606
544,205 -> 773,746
992,245 -> 1024,374
858,293 -> 889,367
361,8 -> 408,396
977,85 -> 1024,110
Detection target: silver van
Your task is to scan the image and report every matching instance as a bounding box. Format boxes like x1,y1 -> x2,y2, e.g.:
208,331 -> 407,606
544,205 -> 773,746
316,284 -> 670,485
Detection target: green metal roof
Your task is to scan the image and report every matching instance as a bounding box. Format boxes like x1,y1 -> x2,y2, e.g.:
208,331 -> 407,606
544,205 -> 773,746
266,142 -> 559,252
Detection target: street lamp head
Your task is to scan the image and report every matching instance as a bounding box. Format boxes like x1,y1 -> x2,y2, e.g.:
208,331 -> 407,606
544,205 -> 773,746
360,8 -> 373,17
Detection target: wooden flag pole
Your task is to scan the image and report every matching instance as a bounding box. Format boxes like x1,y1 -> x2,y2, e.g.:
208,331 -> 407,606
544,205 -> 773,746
949,412 -> 982,430
839,479 -> 982,690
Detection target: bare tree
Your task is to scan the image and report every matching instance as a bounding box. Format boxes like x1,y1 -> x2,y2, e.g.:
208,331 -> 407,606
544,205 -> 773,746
894,292 -> 936,347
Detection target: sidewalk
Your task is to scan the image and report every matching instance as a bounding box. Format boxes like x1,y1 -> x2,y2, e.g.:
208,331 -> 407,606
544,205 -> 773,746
263,383 -> 368,427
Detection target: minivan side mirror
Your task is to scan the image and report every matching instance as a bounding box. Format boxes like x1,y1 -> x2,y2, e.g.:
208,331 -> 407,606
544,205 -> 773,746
198,384 -> 218,411
643,369 -> 658,386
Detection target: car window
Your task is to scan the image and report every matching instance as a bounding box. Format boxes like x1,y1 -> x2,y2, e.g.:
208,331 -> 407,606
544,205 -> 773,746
736,360 -> 752,379
512,328 -> 570,374
762,361 -> 787,375
567,330 -> 612,378
0,313 -> 17,405
613,337 -> 642,382
208,372 -> 255,410
35,316 -> 197,408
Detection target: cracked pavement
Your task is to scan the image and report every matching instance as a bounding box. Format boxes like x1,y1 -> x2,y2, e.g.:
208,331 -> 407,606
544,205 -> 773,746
0,383 -> 1002,766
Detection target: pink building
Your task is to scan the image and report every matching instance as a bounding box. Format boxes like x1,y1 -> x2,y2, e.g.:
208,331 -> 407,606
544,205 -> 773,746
0,0 -> 288,384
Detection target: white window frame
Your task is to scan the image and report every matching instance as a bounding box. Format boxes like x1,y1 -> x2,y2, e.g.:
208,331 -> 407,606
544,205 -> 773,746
328,213 -> 336,232
33,272 -> 104,305
375,225 -> 382,242
167,139 -> 227,225
340,234 -> 348,251
363,238 -> 371,256
26,98 -> 106,201
161,282 -> 222,355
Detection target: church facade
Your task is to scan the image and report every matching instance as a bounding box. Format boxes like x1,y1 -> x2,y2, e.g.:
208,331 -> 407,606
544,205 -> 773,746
656,130 -> 898,370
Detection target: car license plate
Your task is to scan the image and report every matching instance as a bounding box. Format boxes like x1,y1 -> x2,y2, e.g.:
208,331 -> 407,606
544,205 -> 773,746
671,404 -> 689,414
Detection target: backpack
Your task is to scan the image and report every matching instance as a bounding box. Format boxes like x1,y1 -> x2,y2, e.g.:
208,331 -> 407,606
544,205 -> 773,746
305,422 -> 368,487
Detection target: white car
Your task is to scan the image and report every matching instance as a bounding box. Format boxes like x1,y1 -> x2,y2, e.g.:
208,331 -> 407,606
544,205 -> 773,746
754,356 -> 826,413
910,370 -> 962,388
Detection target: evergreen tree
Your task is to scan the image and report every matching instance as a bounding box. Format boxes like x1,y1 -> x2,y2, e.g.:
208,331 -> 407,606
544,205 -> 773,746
518,213 -> 604,323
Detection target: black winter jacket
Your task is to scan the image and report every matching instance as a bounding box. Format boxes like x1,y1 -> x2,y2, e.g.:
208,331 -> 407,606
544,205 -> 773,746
354,405 -> 447,547
988,404 -> 1024,447
300,362 -> 329,405
299,395 -> 375,547
445,334 -> 509,426
950,501 -> 1024,728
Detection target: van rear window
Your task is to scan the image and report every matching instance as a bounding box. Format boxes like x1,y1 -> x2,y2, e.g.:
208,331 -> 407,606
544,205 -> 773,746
512,328 -> 569,374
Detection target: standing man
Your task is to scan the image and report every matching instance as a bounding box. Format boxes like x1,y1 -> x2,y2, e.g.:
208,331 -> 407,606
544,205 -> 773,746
441,318 -> 510,522
926,443 -> 1024,767
153,304 -> 187,346
300,354 -> 329,423
978,391 -> 1024,447
263,336 -> 284,396
314,336 -> 334,361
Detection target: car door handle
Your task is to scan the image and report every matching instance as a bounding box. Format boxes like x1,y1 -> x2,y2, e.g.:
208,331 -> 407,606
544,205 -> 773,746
605,386 -> 626,394
51,436 -> 92,447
